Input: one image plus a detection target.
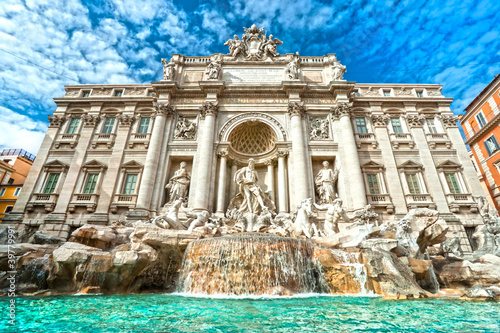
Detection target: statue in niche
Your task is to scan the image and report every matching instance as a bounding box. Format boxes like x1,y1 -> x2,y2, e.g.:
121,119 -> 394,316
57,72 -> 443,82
224,35 -> 245,58
228,159 -> 275,215
205,58 -> 222,80
331,61 -> 346,81
161,58 -> 175,81
174,117 -> 196,140
315,161 -> 339,204
310,117 -> 330,140
166,162 -> 190,204
261,34 -> 283,57
285,52 -> 300,80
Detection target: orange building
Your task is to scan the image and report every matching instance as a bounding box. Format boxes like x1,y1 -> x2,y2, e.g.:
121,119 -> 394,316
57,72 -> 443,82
0,149 -> 35,221
460,74 -> 500,210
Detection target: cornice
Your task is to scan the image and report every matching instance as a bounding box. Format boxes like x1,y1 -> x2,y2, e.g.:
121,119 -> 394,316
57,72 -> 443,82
465,113 -> 500,145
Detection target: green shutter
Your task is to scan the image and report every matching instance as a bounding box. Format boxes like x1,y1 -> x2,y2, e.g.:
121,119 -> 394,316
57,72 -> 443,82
83,173 -> 99,194
367,174 -> 380,195
406,173 -> 421,194
123,174 -> 138,194
102,118 -> 115,134
355,118 -> 367,134
66,118 -> 80,134
391,118 -> 403,134
445,173 -> 461,194
43,173 -> 60,194
138,118 -> 150,134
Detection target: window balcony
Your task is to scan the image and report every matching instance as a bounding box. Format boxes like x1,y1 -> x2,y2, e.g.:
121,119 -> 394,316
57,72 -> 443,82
445,193 -> 478,213
26,193 -> 59,212
426,133 -> 452,149
54,133 -> 80,149
366,194 -> 394,214
91,133 -> 116,149
110,194 -> 137,213
405,193 -> 436,209
389,133 -> 415,149
68,193 -> 99,213
128,133 -> 151,149
355,133 -> 378,149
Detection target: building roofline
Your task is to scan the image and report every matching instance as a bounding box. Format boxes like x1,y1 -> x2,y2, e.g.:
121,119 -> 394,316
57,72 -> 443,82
464,74 -> 500,114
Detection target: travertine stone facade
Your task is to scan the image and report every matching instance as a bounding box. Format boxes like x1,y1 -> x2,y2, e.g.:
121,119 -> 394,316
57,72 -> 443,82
4,26 -> 485,252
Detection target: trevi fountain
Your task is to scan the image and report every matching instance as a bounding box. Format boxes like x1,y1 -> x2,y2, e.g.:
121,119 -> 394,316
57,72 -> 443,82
1,25 -> 499,332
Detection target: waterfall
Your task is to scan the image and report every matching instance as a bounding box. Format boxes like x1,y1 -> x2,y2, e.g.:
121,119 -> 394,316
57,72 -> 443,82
23,254 -> 51,289
331,250 -> 370,295
177,234 -> 327,296
79,255 -> 110,292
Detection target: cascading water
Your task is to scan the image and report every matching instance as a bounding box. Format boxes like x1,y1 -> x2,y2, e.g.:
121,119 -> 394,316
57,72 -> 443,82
177,234 -> 328,296
332,250 -> 370,295
23,254 -> 51,289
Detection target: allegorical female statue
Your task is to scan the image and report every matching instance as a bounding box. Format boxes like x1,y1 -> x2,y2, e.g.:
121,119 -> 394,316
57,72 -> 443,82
166,162 -> 190,203
315,161 -> 339,204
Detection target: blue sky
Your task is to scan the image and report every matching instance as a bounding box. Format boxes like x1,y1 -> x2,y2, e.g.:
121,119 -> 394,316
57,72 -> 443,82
1,0 -> 499,154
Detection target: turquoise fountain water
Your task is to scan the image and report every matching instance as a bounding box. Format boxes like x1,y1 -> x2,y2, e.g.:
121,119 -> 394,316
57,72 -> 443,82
2,294 -> 499,332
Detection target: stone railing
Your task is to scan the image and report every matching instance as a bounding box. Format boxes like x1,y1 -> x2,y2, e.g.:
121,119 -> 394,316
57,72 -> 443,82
26,193 -> 59,212
389,133 -> 415,149
69,193 -> 99,213
54,133 -> 80,149
446,193 -> 473,203
355,133 -> 378,148
367,194 -> 394,213
425,133 -> 452,149
128,133 -> 151,149
184,57 -> 211,64
300,57 -> 324,64
91,133 -> 116,149
405,193 -> 436,209
110,194 -> 137,213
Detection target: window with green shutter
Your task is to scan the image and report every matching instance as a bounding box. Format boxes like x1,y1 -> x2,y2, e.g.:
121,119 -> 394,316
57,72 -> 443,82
102,118 -> 115,134
391,118 -> 403,134
445,173 -> 461,194
66,118 -> 80,134
82,173 -> 99,194
405,173 -> 421,194
123,174 -> 138,194
366,174 -> 381,195
43,173 -> 60,194
138,118 -> 150,134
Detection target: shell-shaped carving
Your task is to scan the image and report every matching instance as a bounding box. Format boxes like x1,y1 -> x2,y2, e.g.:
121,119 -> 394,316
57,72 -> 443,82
228,121 -> 277,154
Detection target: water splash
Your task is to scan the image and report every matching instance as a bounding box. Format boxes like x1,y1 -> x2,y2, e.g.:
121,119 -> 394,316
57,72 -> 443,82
177,234 -> 327,296
330,250 -> 371,295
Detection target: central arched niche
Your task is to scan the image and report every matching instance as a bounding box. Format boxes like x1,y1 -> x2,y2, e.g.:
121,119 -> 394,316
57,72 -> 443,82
228,121 -> 277,155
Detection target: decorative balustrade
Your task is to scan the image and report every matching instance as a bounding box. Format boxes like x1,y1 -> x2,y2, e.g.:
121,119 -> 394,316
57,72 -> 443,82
27,193 -> 59,212
184,57 -> 211,64
110,194 -> 137,213
389,133 -> 415,149
425,133 -> 452,149
54,133 -> 80,149
128,133 -> 151,149
405,193 -> 435,209
367,194 -> 394,214
91,133 -> 116,148
300,57 -> 324,64
355,133 -> 378,148
69,193 -> 99,213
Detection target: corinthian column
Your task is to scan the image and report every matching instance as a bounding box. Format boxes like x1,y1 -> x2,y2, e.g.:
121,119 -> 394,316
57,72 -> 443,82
192,102 -> 218,211
332,102 -> 367,209
266,159 -> 275,202
134,101 -> 173,217
277,150 -> 288,213
216,149 -> 228,215
288,102 -> 311,206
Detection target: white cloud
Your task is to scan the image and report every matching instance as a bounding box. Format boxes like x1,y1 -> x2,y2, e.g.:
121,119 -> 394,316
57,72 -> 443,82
0,106 -> 47,154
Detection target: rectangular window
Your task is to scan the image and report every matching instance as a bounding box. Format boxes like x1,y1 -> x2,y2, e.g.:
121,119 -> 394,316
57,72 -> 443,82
0,188 -> 5,196
406,173 -> 421,194
138,117 -> 151,134
82,173 -> 99,194
82,91 -> 90,97
43,173 -> 60,194
122,174 -> 138,195
66,118 -> 80,134
148,91 -> 154,97
383,90 -> 391,97
13,188 -> 21,196
426,118 -> 438,134
476,112 -> 487,128
484,135 -> 500,156
416,91 -> 423,97
355,117 -> 368,133
445,173 -> 462,194
4,206 -> 13,213
114,90 -> 123,97
391,118 -> 403,134
102,117 -> 116,134
366,174 -> 381,195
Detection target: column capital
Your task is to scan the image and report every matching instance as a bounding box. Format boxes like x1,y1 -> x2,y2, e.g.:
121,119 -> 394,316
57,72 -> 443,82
277,149 -> 289,158
406,114 -> 426,128
217,149 -> 228,158
371,114 -> 390,127
330,101 -> 352,119
200,101 -> 218,118
439,115 -> 459,129
265,159 -> 276,166
153,101 -> 174,117
83,114 -> 101,128
48,115 -> 66,128
118,114 -> 135,127
287,101 -> 306,118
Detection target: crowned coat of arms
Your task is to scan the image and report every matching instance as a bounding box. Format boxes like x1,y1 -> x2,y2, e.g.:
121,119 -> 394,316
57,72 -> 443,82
224,24 -> 283,60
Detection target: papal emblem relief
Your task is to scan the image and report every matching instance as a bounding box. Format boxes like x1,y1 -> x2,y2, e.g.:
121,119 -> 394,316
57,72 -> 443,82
224,24 -> 283,61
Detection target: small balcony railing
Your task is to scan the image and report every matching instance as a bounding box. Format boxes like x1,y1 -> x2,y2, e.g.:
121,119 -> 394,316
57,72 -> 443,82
110,194 -> 137,213
446,193 -> 473,203
390,133 -> 415,149
128,133 -> 151,149
27,193 -> 59,212
91,133 -> 116,148
69,193 -> 99,213
355,133 -> 377,148
54,133 -> 80,149
405,193 -> 435,209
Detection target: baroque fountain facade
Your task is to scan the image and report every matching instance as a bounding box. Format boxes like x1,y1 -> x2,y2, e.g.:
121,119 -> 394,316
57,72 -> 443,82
1,25 -> 500,299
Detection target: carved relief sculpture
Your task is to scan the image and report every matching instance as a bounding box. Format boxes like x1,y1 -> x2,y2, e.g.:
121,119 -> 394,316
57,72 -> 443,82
331,61 -> 346,81
174,117 -> 197,140
48,115 -> 65,128
224,35 -> 245,58
315,161 -> 339,204
161,58 -> 175,81
205,58 -> 222,80
166,162 -> 191,204
309,117 -> 330,140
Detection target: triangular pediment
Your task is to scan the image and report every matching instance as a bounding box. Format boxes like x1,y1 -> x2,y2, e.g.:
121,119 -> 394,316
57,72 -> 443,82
436,160 -> 462,171
122,160 -> 143,169
44,160 -> 69,168
82,159 -> 107,169
362,161 -> 385,168
397,160 -> 423,170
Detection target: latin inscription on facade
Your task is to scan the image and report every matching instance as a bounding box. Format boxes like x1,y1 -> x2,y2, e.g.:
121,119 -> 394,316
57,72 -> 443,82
223,68 -> 283,83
